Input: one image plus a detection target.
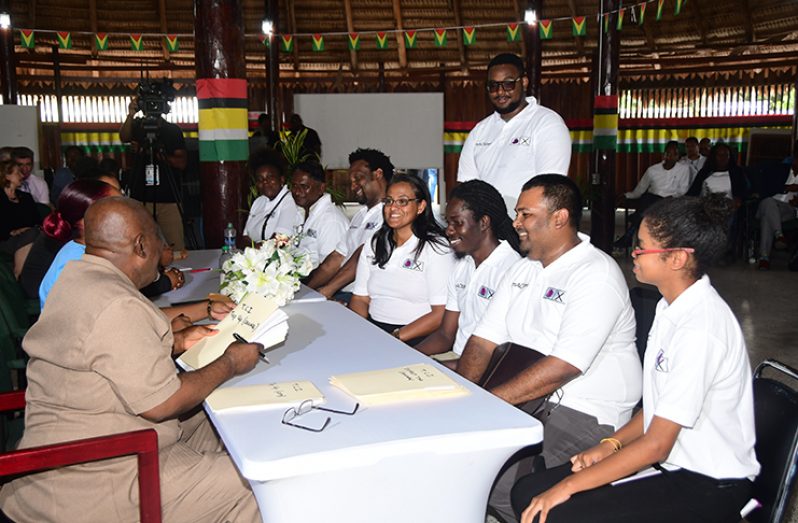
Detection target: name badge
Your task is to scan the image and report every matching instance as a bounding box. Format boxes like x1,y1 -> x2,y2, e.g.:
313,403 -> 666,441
477,286 -> 495,299
542,287 -> 565,303
511,137 -> 531,146
401,258 -> 424,271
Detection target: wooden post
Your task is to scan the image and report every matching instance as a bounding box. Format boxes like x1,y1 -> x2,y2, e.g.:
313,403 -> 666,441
52,46 -> 63,125
0,0 -> 17,105
194,0 -> 249,248
524,0 -> 542,99
266,0 -> 280,134
589,0 -> 620,252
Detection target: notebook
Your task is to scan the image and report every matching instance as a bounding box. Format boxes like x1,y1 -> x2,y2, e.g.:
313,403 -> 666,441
206,380 -> 324,411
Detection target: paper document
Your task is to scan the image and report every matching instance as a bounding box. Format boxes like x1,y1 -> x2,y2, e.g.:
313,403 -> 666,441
178,293 -> 288,369
330,363 -> 469,406
207,381 -> 324,411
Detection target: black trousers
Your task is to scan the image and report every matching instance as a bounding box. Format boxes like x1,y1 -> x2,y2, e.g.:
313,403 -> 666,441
511,463 -> 752,523
368,317 -> 425,347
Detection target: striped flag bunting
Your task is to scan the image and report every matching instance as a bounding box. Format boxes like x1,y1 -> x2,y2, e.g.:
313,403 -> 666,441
639,3 -> 647,24
603,13 -> 610,33
433,28 -> 447,47
348,32 -> 360,50
19,30 -> 34,49
404,30 -> 417,49
165,34 -> 179,52
539,20 -> 553,40
593,95 -> 619,150
675,0 -> 686,15
376,31 -> 389,49
572,16 -> 586,36
57,32 -> 72,49
259,34 -> 270,47
462,27 -> 476,46
656,0 -> 665,20
196,78 -> 249,162
617,8 -> 625,31
312,33 -> 324,51
506,23 -> 521,42
130,34 -> 144,51
95,33 -> 108,51
280,35 -> 294,52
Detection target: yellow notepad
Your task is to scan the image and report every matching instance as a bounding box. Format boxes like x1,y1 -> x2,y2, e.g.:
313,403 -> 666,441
178,293 -> 287,369
206,381 -> 324,411
329,363 -> 469,406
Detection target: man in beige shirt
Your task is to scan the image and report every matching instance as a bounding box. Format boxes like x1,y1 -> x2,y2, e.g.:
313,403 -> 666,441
0,198 -> 263,522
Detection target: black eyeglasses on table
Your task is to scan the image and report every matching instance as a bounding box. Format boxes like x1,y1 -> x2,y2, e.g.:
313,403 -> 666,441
281,399 -> 360,433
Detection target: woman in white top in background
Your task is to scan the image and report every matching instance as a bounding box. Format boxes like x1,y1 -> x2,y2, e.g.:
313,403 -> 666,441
350,174 -> 455,346
512,194 -> 759,523
243,148 -> 302,244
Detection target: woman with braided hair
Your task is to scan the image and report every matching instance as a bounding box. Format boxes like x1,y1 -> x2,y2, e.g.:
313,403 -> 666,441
416,180 -> 521,363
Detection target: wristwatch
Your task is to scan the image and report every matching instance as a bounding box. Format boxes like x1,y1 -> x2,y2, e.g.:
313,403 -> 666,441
391,328 -> 401,339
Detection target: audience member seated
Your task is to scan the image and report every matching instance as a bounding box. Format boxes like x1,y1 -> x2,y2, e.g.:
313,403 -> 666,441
291,161 -> 348,269
756,154 -> 798,270
249,113 -> 280,152
0,160 -> 43,277
349,174 -> 455,346
50,145 -> 84,204
511,195 -> 759,523
699,137 -> 712,158
19,179 -> 119,300
307,148 -> 393,302
242,148 -> 302,244
456,175 -> 642,522
615,141 -> 690,248
415,180 -> 521,365
679,136 -> 706,185
12,146 -> 50,206
0,197 -> 262,522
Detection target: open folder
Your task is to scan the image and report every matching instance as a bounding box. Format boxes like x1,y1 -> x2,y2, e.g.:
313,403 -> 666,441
329,363 -> 470,406
206,381 -> 324,411
178,292 -> 289,370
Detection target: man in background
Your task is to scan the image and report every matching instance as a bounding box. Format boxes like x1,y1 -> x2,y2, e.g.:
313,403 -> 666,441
13,146 -> 50,205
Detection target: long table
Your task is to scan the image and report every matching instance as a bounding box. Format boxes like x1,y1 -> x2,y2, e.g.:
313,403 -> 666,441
152,249 -> 325,307
204,300 -> 543,523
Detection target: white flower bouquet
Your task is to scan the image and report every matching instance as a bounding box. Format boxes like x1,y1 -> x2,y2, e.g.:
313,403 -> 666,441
220,234 -> 313,306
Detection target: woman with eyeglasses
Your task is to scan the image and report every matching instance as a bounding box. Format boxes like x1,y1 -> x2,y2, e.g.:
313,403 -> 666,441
350,174 -> 455,346
511,194 -> 759,523
243,148 -> 302,244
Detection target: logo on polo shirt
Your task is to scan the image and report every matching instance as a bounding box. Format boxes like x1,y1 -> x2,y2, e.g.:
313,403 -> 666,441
401,258 -> 424,271
455,282 -> 466,289
475,141 -> 492,147
477,286 -> 495,299
365,221 -> 379,230
305,228 -> 318,238
542,287 -> 565,303
655,349 -> 669,372
511,137 -> 531,146
511,282 -> 529,289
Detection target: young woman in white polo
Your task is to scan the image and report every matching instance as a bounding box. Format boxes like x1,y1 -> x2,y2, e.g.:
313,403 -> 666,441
511,194 -> 759,523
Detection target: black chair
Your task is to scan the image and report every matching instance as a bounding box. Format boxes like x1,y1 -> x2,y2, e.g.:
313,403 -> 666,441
747,359 -> 798,523
629,286 -> 661,364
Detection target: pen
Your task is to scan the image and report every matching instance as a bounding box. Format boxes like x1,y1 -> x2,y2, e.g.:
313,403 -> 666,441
179,267 -> 213,273
232,333 -> 269,363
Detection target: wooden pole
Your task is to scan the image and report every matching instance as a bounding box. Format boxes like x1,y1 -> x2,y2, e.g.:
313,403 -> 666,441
194,0 -> 248,248
524,0 -> 542,99
589,0 -> 620,252
52,45 -> 63,125
343,0 -> 358,71
392,0 -> 407,69
266,0 -> 280,134
0,0 -> 17,105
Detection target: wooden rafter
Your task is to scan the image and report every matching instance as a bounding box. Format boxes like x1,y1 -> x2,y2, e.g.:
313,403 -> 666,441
450,0 -> 468,71
392,0 -> 407,69
89,0 -> 98,60
158,0 -> 169,61
740,0 -> 755,43
343,0 -> 357,70
566,0 -> 584,55
288,0 -> 300,69
688,0 -> 709,47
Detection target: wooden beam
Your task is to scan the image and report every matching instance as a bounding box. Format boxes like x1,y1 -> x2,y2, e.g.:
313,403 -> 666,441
566,0 -> 584,55
158,0 -> 169,61
391,0 -> 407,69
288,0 -> 300,70
450,0 -> 468,71
688,0 -> 709,47
343,0 -> 358,71
89,0 -> 99,64
740,0 -> 755,43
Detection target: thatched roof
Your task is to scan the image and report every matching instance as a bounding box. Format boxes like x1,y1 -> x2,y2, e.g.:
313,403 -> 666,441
9,0 -> 798,91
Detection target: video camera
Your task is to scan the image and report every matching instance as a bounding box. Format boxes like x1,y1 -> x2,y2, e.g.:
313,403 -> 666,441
136,78 -> 176,119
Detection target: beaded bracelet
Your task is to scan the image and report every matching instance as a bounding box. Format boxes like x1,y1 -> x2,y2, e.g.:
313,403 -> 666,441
207,300 -> 214,321
600,437 -> 622,452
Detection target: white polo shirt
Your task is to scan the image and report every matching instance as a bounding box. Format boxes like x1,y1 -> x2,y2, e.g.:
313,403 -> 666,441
773,169 -> 798,204
353,234 -> 455,325
243,186 -> 303,242
297,193 -> 349,269
701,171 -> 733,199
679,155 -> 706,185
20,174 -> 49,205
625,161 -> 692,199
472,233 -> 641,429
643,275 -> 760,480
446,241 -> 521,355
334,202 -> 384,293
457,96 -> 572,212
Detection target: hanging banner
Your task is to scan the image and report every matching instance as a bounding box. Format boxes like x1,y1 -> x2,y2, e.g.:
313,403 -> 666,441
19,30 -> 34,49
571,16 -> 586,36
434,28 -> 447,47
617,8 -> 625,30
165,34 -> 179,52
57,32 -> 72,49
312,34 -> 324,51
539,20 -> 553,40
462,27 -> 476,46
280,35 -> 294,52
259,34 -> 270,47
95,33 -> 108,51
603,13 -> 610,34
506,23 -> 520,42
675,0 -> 686,15
348,32 -> 360,50
593,95 -> 619,150
656,0 -> 665,20
130,34 -> 144,51
404,30 -> 417,48
376,31 -> 389,49
639,3 -> 647,24
196,78 -> 249,162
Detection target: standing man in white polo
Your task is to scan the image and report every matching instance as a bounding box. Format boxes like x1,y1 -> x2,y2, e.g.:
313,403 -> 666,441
457,53 -> 572,212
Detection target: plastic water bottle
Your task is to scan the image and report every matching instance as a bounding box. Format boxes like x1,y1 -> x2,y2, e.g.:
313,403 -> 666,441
223,222 -> 237,250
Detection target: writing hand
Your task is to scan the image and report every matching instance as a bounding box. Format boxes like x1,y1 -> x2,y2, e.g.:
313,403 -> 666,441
222,341 -> 263,376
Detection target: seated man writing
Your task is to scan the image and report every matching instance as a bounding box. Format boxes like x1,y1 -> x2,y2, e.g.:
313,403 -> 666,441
306,148 -> 393,302
0,197 -> 263,523
456,175 -> 642,522
415,180 -> 521,364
